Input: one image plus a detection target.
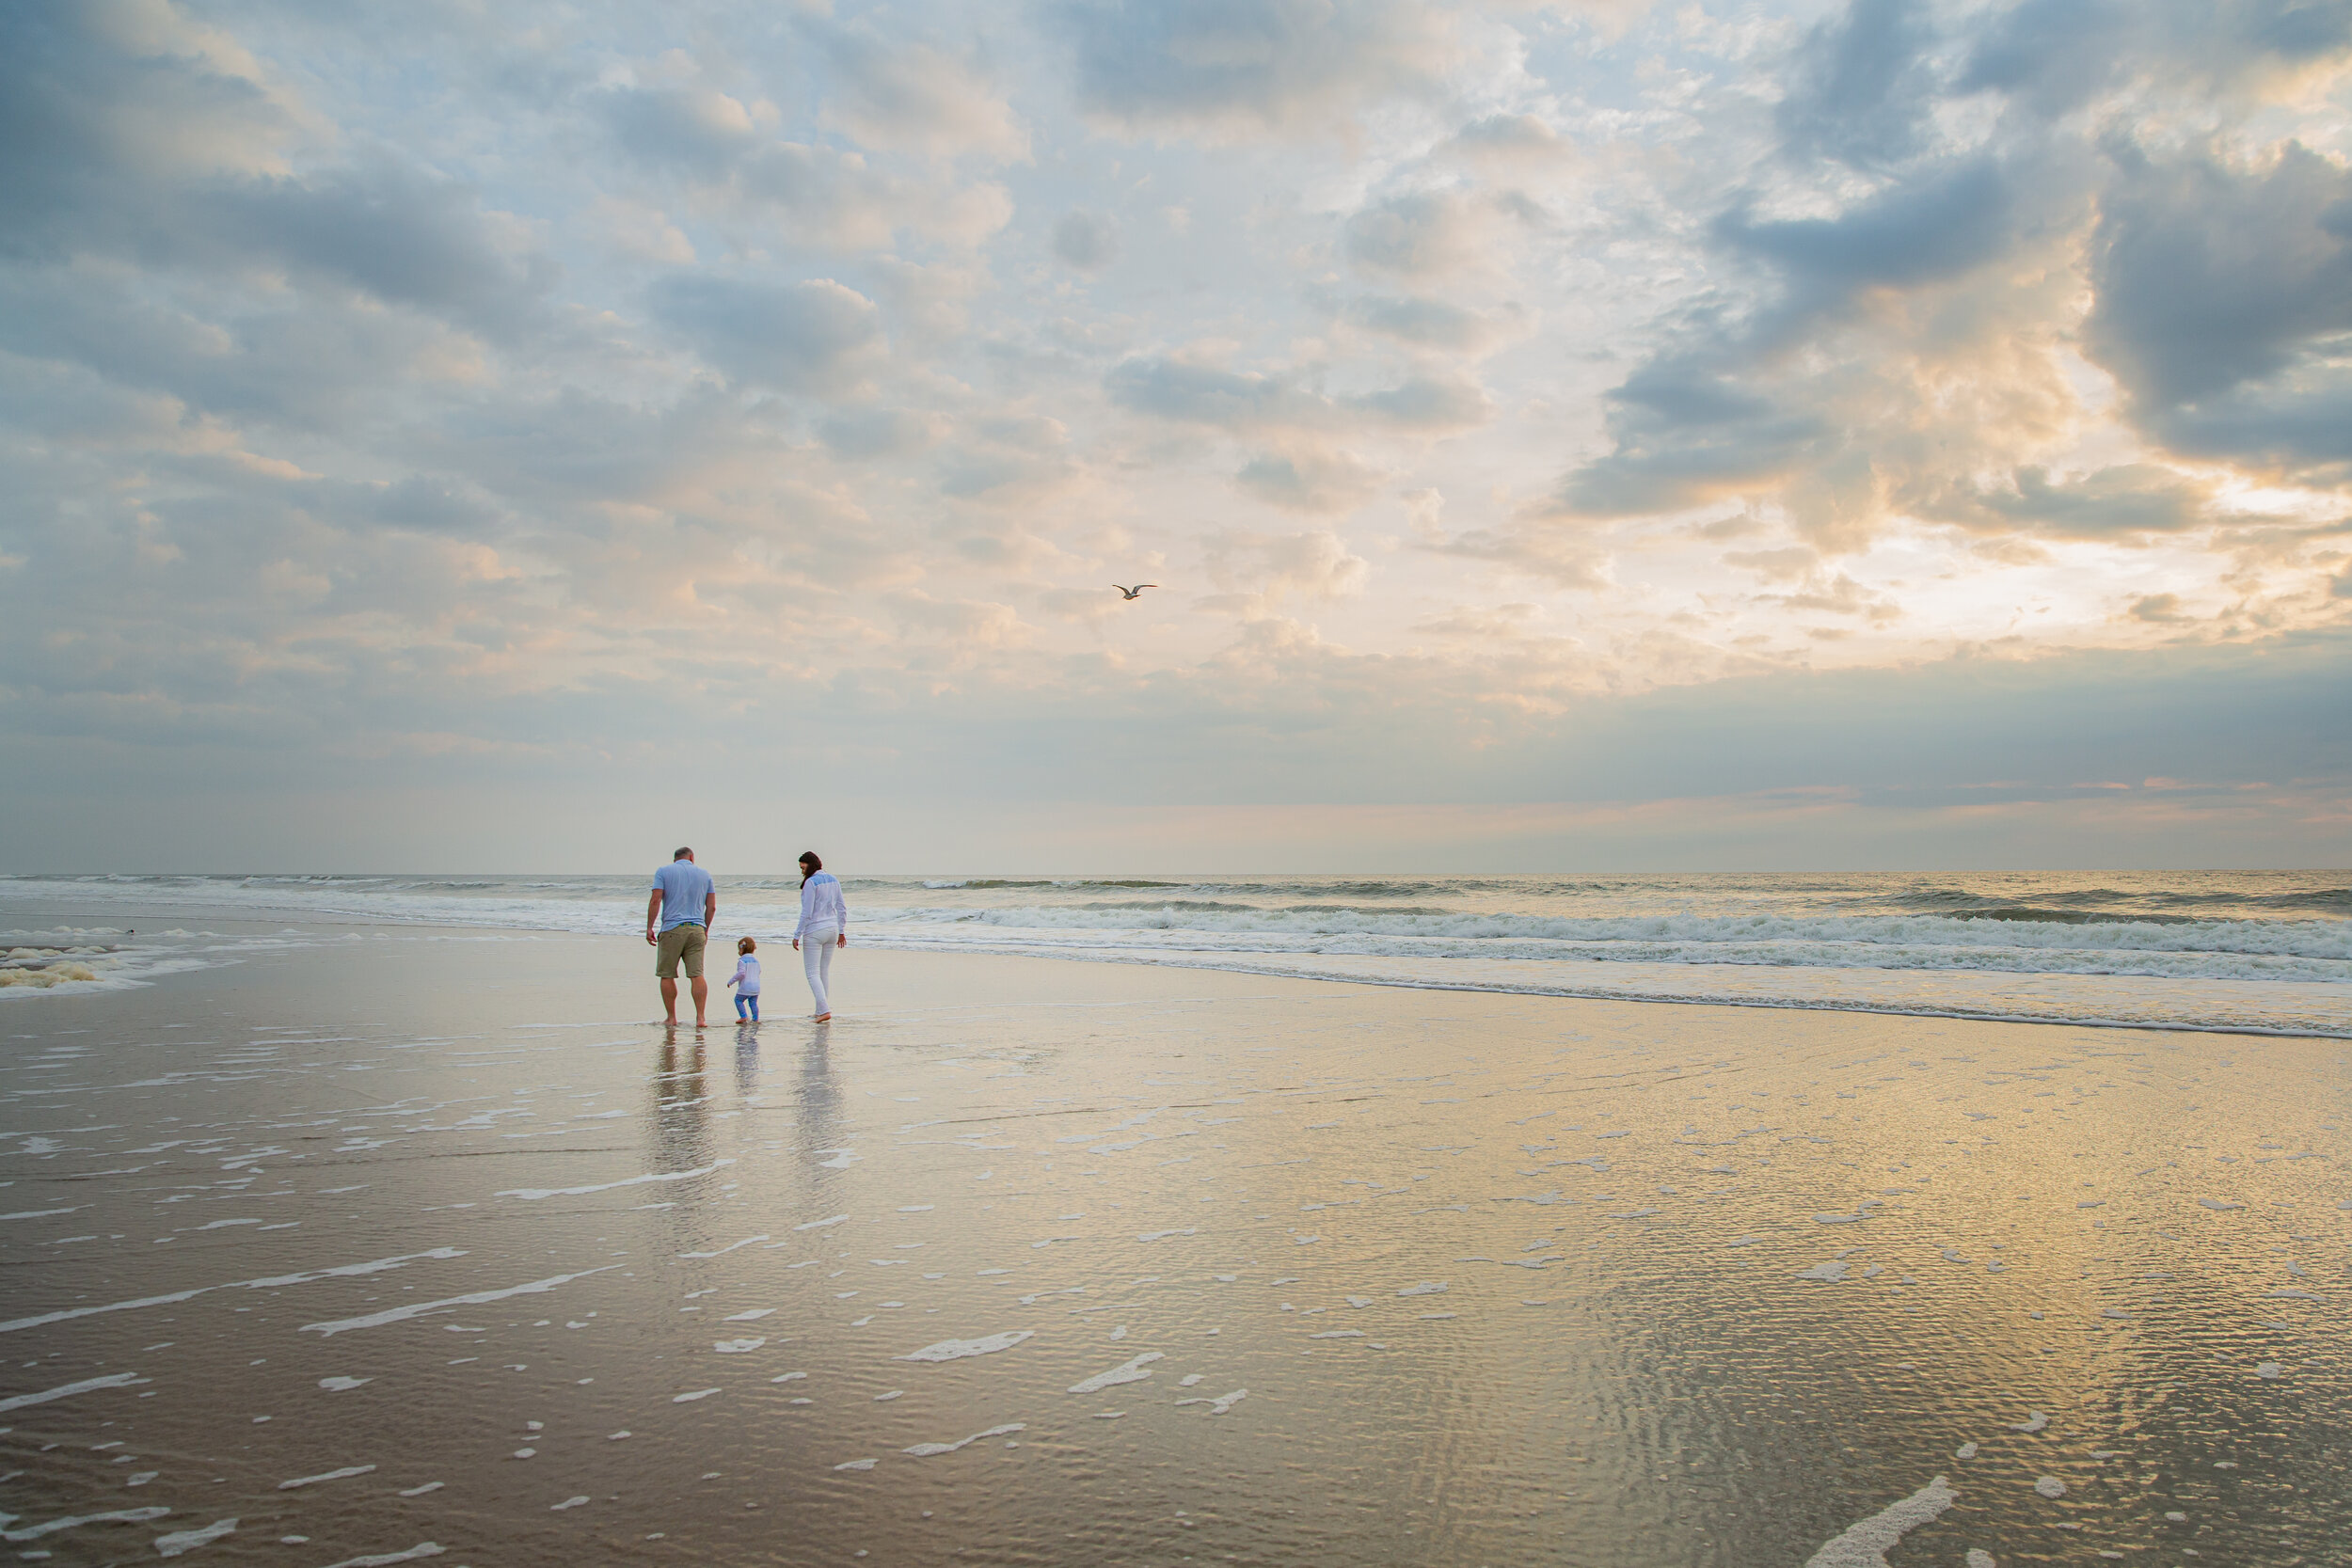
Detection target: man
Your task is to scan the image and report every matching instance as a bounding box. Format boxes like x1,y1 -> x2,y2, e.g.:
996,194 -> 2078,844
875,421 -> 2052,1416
645,847 -> 718,1026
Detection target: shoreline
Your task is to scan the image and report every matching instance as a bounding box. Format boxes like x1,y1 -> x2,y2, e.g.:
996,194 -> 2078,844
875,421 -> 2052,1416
1,911 -> 2344,1566
3,888 -> 2348,1039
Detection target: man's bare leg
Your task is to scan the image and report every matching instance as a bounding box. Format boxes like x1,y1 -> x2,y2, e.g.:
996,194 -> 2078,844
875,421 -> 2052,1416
660,977 -> 679,1024
691,976 -> 708,1027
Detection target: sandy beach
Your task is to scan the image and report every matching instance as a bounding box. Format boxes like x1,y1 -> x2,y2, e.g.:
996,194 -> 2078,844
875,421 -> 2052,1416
2,915 -> 2345,1566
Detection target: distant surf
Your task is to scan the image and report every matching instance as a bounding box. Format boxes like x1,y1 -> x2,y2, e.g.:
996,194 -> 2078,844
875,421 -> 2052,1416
4,871 -> 2345,1036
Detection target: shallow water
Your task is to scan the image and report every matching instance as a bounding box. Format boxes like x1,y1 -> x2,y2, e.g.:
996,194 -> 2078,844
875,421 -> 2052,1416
1,927 -> 2346,1565
7,869 -> 2347,1035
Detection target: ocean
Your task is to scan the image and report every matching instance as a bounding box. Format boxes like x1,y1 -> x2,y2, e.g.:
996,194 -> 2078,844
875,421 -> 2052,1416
4,869 -> 2346,1036
2,879 -> 2344,1563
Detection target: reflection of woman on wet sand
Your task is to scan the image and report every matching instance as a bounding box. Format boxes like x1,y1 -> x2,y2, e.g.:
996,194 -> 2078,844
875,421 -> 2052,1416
791,850 -> 848,1022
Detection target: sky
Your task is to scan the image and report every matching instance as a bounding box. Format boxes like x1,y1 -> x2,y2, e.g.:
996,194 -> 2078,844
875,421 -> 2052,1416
3,0 -> 2349,873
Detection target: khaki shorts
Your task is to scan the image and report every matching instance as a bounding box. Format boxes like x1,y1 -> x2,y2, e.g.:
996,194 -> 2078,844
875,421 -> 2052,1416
655,923 -> 707,980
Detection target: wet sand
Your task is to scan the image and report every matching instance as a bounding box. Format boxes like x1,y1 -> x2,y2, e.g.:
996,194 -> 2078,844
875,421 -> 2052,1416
2,921 -> 2345,1565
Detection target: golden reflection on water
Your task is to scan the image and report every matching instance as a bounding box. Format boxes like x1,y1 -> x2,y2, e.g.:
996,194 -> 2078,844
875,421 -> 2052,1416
0,940 -> 2340,1566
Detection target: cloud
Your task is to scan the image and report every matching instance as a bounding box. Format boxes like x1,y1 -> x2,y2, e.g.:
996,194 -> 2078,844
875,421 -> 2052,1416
1555,351 -> 1831,517
1774,0 -> 1941,170
1106,355 -> 1306,427
1932,466 -> 2216,541
597,83 -> 1013,252
1424,520 -> 1613,590
1343,372 -> 1491,430
600,84 -> 761,175
1336,293 -> 1515,354
2086,140 -> 2352,477
0,2 -> 295,250
1440,113 -> 1565,164
1055,0 -> 1459,137
1955,0 -> 2136,115
818,406 -> 939,459
1200,527 -> 1369,610
1235,446 -> 1384,512
2,10 -> 551,339
5,0 -> 2351,877
650,275 -> 884,393
1714,158 -> 2019,324
1105,355 -> 1490,439
1344,190 -> 1488,278
196,160 -> 557,332
1052,209 -> 1120,269
814,25 -> 1030,161
1760,571 -> 1902,624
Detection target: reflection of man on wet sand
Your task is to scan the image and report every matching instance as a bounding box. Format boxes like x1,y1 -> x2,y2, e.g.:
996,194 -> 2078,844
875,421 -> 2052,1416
645,847 -> 718,1026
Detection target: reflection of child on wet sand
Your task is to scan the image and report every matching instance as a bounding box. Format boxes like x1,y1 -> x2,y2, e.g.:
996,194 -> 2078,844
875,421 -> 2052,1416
728,937 -> 761,1022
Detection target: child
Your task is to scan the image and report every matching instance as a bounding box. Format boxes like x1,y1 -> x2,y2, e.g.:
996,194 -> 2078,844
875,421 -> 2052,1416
727,936 -> 761,1022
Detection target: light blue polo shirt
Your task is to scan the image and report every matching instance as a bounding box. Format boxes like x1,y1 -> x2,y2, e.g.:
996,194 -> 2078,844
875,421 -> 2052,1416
651,860 -> 714,931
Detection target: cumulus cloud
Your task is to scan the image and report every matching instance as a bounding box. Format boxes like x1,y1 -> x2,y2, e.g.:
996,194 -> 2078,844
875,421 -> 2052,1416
1775,0 -> 1942,170
1106,355 -> 1490,437
1335,293 -> 1517,354
1200,527 -> 1370,611
1055,0 -> 1460,137
651,275 -> 885,394
1931,466 -> 2217,541
1344,190 -> 1491,278
597,81 -> 1013,252
813,24 -> 1030,162
2087,140 -> 2352,477
1235,446 -> 1385,512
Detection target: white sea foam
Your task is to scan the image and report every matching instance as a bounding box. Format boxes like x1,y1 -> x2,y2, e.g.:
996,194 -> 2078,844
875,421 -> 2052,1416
278,1465 -> 375,1489
0,1248 -> 466,1335
155,1517 -> 238,1557
301,1266 -> 617,1336
1069,1353 -> 1162,1393
904,1422 -> 1025,1457
316,1543 -> 443,1568
0,1505 -> 172,1544
898,1331 -> 1033,1363
1804,1476 -> 1956,1567
1174,1388 -> 1247,1415
0,1371 -> 149,1413
498,1161 -> 733,1200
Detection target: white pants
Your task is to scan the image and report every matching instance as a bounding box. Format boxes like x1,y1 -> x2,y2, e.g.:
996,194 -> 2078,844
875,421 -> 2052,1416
802,925 -> 838,1015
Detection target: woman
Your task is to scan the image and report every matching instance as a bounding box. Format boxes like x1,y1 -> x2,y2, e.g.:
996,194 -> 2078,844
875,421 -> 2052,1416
790,850 -> 849,1022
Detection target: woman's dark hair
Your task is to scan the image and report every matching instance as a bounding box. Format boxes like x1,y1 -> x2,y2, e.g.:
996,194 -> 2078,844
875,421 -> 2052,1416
798,850 -> 821,885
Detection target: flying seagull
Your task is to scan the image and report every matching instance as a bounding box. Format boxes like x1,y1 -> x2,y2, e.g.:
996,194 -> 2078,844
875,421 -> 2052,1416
1113,583 -> 1158,600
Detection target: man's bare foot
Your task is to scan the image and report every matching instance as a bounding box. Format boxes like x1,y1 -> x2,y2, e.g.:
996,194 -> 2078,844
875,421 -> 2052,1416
813,1012 -> 832,1023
